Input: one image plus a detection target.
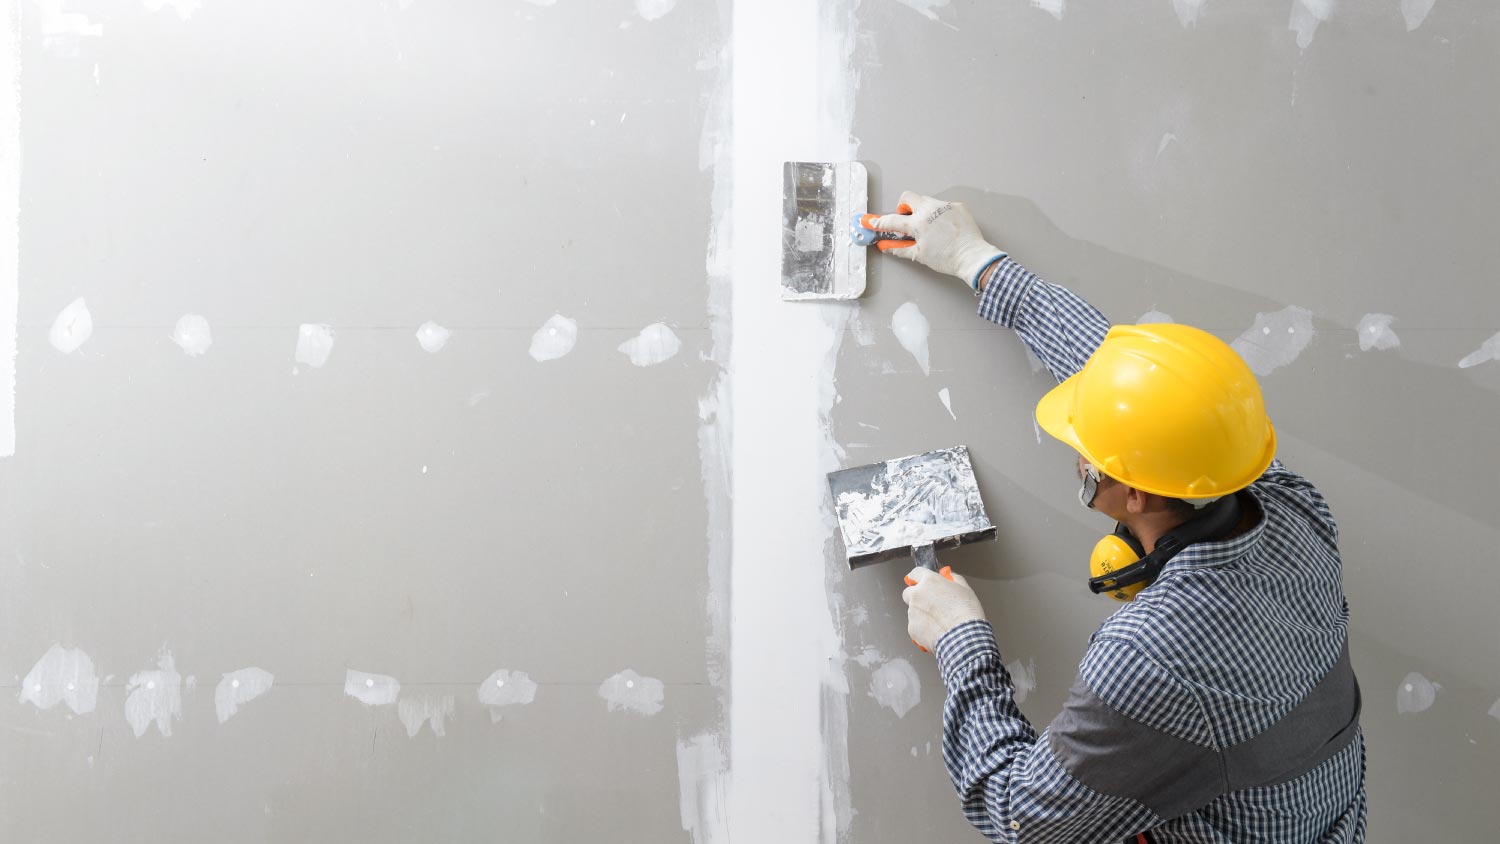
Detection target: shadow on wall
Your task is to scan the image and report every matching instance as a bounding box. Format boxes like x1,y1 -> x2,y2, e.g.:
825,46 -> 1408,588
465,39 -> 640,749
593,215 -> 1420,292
930,185 -> 1500,533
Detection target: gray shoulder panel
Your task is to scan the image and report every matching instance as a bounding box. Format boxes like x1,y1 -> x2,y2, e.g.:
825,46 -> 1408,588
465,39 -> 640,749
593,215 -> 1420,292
1225,640 -> 1362,791
1048,674 -> 1223,821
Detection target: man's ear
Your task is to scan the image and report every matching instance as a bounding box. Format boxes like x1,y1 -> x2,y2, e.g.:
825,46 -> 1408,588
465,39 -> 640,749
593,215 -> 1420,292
1124,486 -> 1149,515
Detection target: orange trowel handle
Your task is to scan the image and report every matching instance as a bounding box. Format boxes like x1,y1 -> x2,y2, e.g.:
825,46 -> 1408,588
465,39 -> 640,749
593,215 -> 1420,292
903,566 -> 954,587
866,203 -> 915,251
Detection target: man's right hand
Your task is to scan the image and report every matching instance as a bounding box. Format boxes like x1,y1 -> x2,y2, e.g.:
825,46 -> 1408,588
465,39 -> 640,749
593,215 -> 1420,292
870,191 -> 1007,292
903,565 -> 988,653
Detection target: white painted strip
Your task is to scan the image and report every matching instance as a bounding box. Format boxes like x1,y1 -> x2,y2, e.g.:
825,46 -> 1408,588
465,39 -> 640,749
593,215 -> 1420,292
729,0 -> 857,840
0,3 -> 17,458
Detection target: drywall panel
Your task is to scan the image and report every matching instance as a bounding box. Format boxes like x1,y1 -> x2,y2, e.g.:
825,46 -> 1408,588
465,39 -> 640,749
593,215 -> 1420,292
0,2 -> 726,842
836,1 -> 1500,841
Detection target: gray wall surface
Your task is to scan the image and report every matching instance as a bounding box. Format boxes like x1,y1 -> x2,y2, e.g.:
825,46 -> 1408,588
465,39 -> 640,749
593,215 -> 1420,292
2,1 -> 726,841
5,0 -> 1499,842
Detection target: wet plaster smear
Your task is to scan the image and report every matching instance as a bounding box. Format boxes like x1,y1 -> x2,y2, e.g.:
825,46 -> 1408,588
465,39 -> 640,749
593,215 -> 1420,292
1231,305 -> 1315,376
619,322 -> 681,367
677,734 -> 730,844
1397,672 -> 1440,715
1357,313 -> 1400,352
170,313 -> 212,357
728,0 -> 860,840
399,694 -> 456,737
868,658 -> 921,718
529,313 -> 577,362
124,649 -> 184,738
215,668 -> 274,724
413,320 -> 450,354
1458,330 -> 1500,369
891,301 -> 931,375
478,669 -> 538,722
20,644 -> 100,715
343,670 -> 400,706
1172,0 -> 1207,28
1290,0 -> 1335,50
598,669 -> 665,716
48,297 -> 92,354
293,323 -> 335,370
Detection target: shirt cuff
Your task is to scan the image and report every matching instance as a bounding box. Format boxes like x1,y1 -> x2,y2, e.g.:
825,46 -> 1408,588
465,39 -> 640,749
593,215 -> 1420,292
934,619 -> 1002,686
976,257 -> 1039,329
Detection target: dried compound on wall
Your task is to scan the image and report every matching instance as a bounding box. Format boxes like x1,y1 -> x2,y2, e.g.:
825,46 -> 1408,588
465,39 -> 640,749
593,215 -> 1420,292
16,644 -> 672,739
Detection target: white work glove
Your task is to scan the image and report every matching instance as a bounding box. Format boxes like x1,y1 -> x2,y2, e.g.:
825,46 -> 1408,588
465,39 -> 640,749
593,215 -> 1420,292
902,566 -> 987,653
870,191 -> 1006,291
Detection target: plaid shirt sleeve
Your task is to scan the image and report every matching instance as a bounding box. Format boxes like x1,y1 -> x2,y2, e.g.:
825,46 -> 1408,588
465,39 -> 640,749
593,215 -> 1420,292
936,621 -> 1172,844
977,257 -> 1111,384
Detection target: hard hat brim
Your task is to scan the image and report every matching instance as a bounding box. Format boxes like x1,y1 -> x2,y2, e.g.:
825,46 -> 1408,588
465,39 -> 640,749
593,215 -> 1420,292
1035,373 -> 1086,454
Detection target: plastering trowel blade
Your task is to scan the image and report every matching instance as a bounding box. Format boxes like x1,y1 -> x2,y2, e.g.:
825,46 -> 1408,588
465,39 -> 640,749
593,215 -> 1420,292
827,445 -> 997,571
781,161 -> 868,300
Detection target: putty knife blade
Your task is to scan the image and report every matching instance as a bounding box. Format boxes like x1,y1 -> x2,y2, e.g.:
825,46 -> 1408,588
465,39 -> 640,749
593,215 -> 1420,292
781,161 -> 868,300
828,445 -> 997,570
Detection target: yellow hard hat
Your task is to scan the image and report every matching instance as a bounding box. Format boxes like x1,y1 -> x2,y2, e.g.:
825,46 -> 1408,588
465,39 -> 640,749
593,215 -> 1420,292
1035,323 -> 1276,500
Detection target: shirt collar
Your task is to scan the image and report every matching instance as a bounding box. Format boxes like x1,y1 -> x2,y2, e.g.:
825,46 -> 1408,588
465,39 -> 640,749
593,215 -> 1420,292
1160,489 -> 1266,573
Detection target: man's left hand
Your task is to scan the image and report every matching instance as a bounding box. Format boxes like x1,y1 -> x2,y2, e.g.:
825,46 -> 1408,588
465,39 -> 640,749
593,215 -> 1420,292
869,192 -> 1006,291
903,567 -> 987,653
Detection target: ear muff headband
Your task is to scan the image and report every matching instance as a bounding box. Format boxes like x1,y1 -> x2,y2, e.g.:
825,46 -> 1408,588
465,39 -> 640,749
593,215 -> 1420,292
1087,494 -> 1243,600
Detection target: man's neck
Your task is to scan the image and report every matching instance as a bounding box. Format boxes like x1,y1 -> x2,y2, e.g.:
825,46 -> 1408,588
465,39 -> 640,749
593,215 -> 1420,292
1124,513 -> 1191,556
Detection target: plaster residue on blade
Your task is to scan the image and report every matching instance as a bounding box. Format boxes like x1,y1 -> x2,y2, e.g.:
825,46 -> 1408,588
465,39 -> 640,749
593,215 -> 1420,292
781,162 -> 837,297
780,161 -> 866,300
833,446 -> 991,557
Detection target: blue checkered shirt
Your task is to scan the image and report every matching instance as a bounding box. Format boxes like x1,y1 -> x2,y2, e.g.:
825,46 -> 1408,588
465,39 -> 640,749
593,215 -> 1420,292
933,257 -> 1368,843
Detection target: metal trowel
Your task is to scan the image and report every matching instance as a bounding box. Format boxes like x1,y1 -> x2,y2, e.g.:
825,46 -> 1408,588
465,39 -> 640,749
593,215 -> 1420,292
781,161 -> 869,300
827,445 -> 997,578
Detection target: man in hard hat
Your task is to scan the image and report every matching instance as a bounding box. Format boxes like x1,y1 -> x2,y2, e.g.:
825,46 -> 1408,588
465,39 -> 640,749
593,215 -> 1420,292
870,192 -> 1366,844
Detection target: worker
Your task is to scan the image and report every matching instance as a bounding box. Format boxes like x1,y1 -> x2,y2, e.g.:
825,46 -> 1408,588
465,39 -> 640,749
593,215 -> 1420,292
869,192 -> 1367,844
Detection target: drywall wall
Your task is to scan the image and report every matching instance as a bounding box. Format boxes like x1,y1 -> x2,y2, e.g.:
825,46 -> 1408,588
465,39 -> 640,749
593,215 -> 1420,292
833,1 -> 1500,841
1,1 -> 730,841
7,1 -> 1499,842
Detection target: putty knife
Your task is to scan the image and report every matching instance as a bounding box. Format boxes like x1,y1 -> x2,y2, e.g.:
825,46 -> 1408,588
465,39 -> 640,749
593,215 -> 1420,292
781,161 -> 868,300
827,445 -> 997,574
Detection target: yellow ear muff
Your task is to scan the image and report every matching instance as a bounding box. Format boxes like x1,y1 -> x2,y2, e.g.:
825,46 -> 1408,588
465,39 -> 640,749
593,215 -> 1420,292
1090,534 -> 1147,602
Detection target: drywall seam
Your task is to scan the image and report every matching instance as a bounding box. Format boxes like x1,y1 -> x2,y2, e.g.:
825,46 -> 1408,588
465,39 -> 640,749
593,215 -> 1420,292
727,0 -> 858,841
0,2 -> 17,457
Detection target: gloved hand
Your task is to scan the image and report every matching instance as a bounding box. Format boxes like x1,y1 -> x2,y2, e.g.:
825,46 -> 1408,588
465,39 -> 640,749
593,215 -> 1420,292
870,191 -> 1007,291
903,566 -> 987,653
